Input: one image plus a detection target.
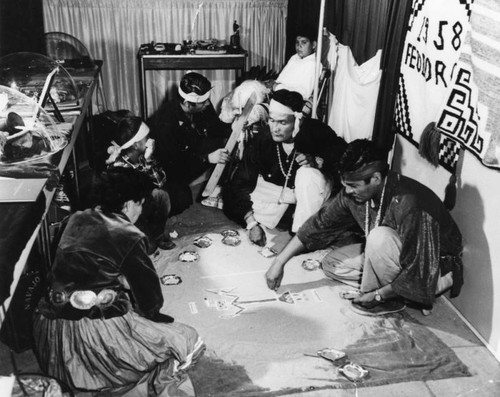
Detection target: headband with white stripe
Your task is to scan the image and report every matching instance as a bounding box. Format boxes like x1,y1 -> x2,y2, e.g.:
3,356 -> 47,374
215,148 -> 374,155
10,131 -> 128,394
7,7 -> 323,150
119,122 -> 150,150
178,86 -> 211,103
106,122 -> 150,164
269,99 -> 303,137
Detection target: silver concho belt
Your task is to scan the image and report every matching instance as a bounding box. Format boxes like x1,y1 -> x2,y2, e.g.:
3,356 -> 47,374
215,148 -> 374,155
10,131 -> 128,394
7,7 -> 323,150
49,289 -> 118,310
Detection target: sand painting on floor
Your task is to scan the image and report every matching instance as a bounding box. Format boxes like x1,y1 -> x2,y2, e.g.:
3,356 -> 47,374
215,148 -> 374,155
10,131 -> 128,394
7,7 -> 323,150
153,230 -> 470,396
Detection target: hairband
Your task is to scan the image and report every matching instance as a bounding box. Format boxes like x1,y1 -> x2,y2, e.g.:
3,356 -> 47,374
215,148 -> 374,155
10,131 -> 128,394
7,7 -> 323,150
269,99 -> 303,138
106,122 -> 150,164
342,160 -> 388,181
178,86 -> 211,103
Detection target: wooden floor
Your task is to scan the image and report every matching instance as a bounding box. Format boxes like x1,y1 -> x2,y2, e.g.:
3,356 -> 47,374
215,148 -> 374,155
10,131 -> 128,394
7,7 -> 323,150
1,196 -> 500,396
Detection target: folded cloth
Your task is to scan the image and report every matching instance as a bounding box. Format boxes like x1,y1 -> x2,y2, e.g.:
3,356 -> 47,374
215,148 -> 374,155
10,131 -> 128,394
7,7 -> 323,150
250,176 -> 290,229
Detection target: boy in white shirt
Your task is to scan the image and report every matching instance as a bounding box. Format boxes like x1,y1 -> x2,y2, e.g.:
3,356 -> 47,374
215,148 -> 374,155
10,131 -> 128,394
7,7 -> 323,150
274,28 -> 318,100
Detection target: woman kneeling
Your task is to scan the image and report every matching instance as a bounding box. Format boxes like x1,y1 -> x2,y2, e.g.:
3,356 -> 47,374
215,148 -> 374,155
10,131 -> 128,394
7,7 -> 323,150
33,167 -> 205,396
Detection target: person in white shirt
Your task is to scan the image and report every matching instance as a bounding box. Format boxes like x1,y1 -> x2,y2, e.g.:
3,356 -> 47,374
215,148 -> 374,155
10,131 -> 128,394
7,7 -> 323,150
274,28 -> 318,101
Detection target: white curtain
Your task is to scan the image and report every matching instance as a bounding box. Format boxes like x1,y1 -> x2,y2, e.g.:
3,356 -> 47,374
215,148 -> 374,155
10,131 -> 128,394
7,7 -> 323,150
43,0 -> 287,116
328,45 -> 382,142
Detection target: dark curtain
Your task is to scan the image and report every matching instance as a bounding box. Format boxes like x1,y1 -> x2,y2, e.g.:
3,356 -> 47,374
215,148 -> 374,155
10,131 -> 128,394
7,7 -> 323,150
285,0 -> 321,62
286,0 -> 391,65
0,0 -> 44,57
324,0 -> 391,66
286,0 -> 412,151
371,0 -> 413,151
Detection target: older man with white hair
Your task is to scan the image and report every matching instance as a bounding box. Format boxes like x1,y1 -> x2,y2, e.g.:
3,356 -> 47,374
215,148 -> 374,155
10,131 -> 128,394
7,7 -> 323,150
223,89 -> 346,246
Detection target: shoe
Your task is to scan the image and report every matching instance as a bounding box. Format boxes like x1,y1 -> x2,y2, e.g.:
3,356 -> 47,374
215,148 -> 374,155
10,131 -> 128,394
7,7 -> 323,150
157,237 -> 176,251
351,300 -> 406,316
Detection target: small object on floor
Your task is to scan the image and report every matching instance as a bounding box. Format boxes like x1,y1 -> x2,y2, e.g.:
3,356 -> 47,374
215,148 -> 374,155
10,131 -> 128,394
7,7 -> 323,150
169,230 -> 179,238
422,308 -> 432,316
317,347 -> 346,362
189,302 -> 198,314
338,362 -> 369,382
302,258 -> 321,271
161,274 -> 182,285
259,246 -> 277,258
216,299 -> 229,311
201,195 -> 224,209
222,234 -> 241,246
351,300 -> 406,316
179,251 -> 200,262
221,228 -> 239,237
194,235 -> 212,248
278,291 -> 295,304
339,289 -> 362,300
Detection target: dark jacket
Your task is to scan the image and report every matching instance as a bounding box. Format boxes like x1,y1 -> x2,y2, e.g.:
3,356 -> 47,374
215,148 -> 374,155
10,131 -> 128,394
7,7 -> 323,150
297,171 -> 464,305
149,99 -> 231,183
223,118 -> 347,226
39,208 -> 163,320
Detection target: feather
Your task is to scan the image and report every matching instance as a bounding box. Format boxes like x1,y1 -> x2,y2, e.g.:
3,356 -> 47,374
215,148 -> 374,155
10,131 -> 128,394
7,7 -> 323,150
419,122 -> 440,167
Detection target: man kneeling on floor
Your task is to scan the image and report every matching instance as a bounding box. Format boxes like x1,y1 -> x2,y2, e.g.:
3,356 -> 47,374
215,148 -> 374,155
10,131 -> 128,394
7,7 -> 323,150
107,114 -> 175,253
265,139 -> 464,316
223,89 -> 347,246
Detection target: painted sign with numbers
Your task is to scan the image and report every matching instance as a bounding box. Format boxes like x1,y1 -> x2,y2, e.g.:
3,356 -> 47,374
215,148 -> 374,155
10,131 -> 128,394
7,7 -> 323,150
395,0 -> 500,171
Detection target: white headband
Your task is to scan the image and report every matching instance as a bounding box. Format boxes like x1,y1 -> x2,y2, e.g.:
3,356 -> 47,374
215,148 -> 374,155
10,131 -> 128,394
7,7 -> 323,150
106,122 -> 150,164
269,99 -> 303,137
178,86 -> 210,103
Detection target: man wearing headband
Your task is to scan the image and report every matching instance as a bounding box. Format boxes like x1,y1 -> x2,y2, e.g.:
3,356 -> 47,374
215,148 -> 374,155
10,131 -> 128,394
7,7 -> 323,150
107,115 -> 175,253
223,89 -> 347,246
266,139 -> 464,316
149,72 -> 231,215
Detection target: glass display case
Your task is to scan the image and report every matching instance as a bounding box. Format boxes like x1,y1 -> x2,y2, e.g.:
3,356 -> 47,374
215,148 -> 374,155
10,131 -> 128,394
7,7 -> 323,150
0,52 -> 80,110
44,31 -> 96,70
0,85 -> 66,165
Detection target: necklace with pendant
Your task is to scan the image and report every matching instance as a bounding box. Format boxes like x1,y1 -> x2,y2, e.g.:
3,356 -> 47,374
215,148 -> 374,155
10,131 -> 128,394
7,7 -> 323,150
276,144 -> 297,204
364,177 -> 387,237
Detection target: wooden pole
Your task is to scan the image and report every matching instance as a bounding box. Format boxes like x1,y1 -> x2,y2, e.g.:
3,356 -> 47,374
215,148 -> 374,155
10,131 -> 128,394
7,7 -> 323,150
312,0 -> 326,119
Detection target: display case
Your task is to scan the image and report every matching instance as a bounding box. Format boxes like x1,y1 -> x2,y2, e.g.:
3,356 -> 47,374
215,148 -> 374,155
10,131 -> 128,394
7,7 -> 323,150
44,31 -> 96,70
0,52 -> 80,111
0,85 -> 66,166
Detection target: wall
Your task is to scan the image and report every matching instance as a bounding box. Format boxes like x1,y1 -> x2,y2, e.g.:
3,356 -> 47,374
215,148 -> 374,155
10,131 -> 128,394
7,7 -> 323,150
394,136 -> 500,361
0,0 -> 44,57
43,0 -> 288,116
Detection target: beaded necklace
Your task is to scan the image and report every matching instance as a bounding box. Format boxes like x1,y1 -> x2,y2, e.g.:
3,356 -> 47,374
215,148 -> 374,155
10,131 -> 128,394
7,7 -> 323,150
276,144 -> 296,180
364,177 -> 387,237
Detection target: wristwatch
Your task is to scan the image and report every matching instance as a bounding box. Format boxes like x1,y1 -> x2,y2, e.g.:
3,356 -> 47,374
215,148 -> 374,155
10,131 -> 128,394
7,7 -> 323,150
374,290 -> 383,302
